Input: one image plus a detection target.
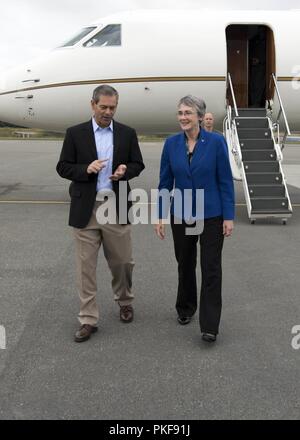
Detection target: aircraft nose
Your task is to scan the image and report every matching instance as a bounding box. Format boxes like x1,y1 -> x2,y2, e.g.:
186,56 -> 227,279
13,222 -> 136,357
0,72 -> 7,93
0,72 -> 10,123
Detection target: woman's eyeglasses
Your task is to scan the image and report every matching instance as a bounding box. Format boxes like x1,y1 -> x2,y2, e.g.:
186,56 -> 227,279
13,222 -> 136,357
177,111 -> 196,117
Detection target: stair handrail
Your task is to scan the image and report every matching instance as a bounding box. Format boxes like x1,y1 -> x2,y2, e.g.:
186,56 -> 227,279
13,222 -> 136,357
230,116 -> 252,216
225,105 -> 235,155
231,116 -> 243,165
227,73 -> 239,117
270,73 -> 291,149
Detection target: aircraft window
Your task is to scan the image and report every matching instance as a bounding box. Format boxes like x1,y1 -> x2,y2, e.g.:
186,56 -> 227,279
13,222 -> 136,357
60,27 -> 97,47
83,24 -> 121,47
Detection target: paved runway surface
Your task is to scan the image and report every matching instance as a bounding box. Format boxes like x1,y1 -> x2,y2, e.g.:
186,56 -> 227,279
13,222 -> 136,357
0,140 -> 299,420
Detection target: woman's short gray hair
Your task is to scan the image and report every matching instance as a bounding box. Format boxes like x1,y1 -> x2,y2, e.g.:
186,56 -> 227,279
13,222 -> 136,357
178,95 -> 206,118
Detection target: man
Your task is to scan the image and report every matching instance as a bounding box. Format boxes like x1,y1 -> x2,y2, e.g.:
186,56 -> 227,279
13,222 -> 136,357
202,112 -> 214,132
56,85 -> 145,342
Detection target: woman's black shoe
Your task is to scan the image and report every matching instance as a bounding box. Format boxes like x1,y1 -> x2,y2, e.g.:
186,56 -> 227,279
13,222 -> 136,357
177,316 -> 192,325
202,332 -> 217,342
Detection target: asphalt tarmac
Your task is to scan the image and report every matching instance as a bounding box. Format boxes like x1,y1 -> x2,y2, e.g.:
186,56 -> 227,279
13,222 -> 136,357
0,140 -> 299,420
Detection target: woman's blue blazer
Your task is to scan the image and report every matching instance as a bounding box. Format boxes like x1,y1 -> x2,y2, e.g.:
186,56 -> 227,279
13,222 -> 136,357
158,129 -> 235,221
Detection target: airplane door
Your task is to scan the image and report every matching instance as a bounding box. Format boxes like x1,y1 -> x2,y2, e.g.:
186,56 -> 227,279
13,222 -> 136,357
14,70 -> 38,125
226,26 -> 248,107
226,25 -> 275,108
266,27 -> 276,101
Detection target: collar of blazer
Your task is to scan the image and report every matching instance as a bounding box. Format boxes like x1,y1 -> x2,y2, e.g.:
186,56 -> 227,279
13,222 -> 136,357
82,119 -> 122,170
179,128 -> 210,171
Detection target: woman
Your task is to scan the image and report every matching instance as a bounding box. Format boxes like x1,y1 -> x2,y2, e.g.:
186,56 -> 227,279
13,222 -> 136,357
155,95 -> 234,343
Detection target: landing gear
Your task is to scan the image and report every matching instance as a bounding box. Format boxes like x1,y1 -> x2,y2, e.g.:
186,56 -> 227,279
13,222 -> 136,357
250,219 -> 256,225
282,219 -> 287,225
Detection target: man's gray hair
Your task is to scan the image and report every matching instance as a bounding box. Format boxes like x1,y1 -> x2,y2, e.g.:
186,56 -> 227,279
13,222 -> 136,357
92,85 -> 119,103
178,95 -> 206,118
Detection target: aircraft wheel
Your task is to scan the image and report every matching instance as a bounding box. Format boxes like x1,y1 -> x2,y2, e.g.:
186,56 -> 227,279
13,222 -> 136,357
250,219 -> 256,225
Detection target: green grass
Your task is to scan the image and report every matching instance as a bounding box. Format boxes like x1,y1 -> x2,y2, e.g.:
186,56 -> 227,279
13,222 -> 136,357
0,127 -> 170,142
1,126 -> 297,144
0,127 -> 64,140
138,134 -> 171,142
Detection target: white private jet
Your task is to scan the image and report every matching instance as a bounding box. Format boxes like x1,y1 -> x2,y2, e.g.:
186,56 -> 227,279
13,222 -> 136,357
0,9 -> 299,222
0,9 -> 299,132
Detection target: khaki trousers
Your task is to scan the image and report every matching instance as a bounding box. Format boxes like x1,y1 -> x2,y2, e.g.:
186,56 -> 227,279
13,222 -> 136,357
73,201 -> 134,326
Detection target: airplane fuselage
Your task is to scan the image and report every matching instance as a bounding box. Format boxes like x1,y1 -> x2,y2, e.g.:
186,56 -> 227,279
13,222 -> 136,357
0,9 -> 299,133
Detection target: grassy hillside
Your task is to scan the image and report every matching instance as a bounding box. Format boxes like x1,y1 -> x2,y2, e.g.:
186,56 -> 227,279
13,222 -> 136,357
0,127 -> 64,140
0,127 -> 170,142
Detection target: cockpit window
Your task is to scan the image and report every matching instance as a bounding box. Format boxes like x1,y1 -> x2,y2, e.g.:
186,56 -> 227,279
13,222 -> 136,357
60,27 -> 97,47
83,24 -> 121,47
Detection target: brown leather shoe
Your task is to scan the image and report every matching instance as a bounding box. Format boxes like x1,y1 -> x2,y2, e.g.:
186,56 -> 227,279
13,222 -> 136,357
74,324 -> 98,342
120,305 -> 134,323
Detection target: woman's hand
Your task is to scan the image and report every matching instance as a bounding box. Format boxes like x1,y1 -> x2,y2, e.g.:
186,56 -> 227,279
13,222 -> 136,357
155,220 -> 166,240
223,220 -> 234,237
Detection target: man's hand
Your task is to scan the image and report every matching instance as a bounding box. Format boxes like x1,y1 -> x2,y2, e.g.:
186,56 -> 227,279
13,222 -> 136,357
87,159 -> 108,175
155,220 -> 166,240
109,164 -> 127,181
223,220 -> 234,237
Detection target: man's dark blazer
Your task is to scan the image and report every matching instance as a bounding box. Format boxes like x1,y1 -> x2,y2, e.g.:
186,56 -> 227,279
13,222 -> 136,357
56,119 -> 145,228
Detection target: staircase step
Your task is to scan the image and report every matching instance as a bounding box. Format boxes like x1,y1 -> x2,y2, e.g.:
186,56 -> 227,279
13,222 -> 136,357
234,108 -> 267,117
242,150 -> 277,161
246,173 -> 283,185
251,197 -> 290,211
236,118 -> 269,129
248,185 -> 286,198
240,139 -> 274,150
251,208 -> 292,215
237,128 -> 272,139
244,161 -> 279,173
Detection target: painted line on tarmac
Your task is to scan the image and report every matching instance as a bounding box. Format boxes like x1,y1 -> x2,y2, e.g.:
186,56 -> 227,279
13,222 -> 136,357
0,200 -> 69,204
0,201 -> 300,208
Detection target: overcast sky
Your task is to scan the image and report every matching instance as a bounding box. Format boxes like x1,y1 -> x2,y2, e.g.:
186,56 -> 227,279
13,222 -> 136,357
0,0 -> 299,73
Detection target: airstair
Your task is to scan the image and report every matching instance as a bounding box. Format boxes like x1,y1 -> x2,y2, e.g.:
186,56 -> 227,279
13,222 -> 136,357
224,73 -> 293,224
